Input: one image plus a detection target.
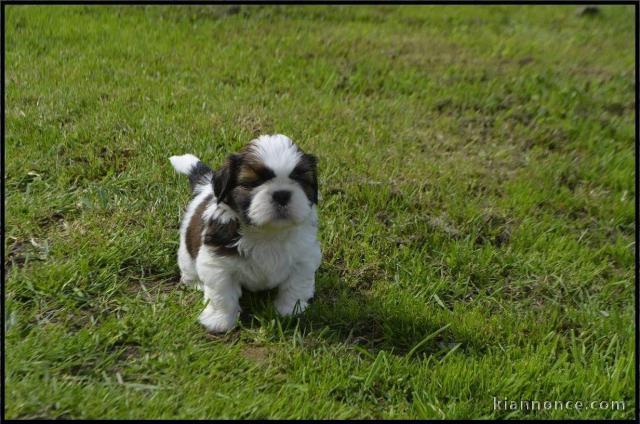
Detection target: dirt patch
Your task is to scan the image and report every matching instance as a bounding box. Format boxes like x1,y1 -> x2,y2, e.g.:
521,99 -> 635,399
427,215 -> 462,239
37,211 -> 66,229
5,237 -> 49,270
326,255 -> 386,292
119,345 -> 141,361
6,239 -> 30,269
235,111 -> 273,138
241,346 -> 273,364
473,210 -> 516,247
98,146 -> 135,175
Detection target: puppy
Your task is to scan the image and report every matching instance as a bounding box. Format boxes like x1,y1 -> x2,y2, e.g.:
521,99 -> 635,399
169,134 -> 321,333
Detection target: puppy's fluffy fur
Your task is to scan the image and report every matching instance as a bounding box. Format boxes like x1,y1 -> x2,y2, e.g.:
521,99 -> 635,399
170,134 -> 321,333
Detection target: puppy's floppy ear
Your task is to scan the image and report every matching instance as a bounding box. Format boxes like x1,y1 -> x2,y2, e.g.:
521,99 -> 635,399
213,154 -> 241,203
302,153 -> 318,204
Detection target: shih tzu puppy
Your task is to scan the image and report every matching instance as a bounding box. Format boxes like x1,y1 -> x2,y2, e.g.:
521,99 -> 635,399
169,134 -> 321,333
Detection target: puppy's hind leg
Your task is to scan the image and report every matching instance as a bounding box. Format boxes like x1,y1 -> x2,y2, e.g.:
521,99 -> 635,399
177,242 -> 200,289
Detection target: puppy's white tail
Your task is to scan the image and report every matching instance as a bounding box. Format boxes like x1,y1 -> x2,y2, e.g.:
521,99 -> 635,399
169,154 -> 213,192
170,154 -> 200,174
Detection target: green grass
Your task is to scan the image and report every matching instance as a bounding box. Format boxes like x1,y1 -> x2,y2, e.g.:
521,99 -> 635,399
4,4 -> 636,419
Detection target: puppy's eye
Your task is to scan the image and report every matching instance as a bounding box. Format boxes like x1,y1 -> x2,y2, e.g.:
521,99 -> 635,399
240,180 -> 260,189
290,170 -> 313,185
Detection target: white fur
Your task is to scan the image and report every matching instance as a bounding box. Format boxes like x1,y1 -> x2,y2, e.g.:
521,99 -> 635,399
170,135 -> 321,333
203,201 -> 237,224
169,154 -> 200,175
251,134 -> 302,174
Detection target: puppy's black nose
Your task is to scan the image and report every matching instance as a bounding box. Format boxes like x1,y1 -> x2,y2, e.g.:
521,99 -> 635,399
272,190 -> 291,206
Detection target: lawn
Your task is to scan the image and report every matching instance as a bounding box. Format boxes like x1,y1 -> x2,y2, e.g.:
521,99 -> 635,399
3,4 -> 636,419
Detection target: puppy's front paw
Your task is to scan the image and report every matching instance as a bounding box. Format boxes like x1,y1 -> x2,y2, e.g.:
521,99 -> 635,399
274,297 -> 309,317
198,305 -> 238,333
180,275 -> 202,290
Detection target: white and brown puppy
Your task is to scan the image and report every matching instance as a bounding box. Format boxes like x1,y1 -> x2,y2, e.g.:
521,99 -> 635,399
169,134 -> 321,333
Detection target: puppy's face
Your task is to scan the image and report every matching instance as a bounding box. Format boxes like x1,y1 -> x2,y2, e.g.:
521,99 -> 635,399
213,135 -> 317,228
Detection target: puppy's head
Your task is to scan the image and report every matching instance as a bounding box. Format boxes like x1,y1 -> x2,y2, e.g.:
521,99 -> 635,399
213,134 -> 317,228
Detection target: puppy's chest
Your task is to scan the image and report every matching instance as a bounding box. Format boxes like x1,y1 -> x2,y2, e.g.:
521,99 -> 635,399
234,238 -> 298,290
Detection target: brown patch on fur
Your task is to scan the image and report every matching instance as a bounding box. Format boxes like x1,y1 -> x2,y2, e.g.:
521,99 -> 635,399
237,161 -> 275,188
237,165 -> 259,183
238,143 -> 274,176
203,217 -> 240,256
186,194 -> 213,258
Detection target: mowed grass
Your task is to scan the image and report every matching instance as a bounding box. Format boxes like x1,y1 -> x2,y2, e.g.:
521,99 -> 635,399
4,5 -> 635,419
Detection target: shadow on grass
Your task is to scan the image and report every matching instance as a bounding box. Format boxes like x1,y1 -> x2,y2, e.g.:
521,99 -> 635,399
237,268 -> 466,359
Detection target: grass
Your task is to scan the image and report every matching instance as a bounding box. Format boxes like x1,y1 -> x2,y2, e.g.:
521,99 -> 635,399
3,4 -> 636,419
